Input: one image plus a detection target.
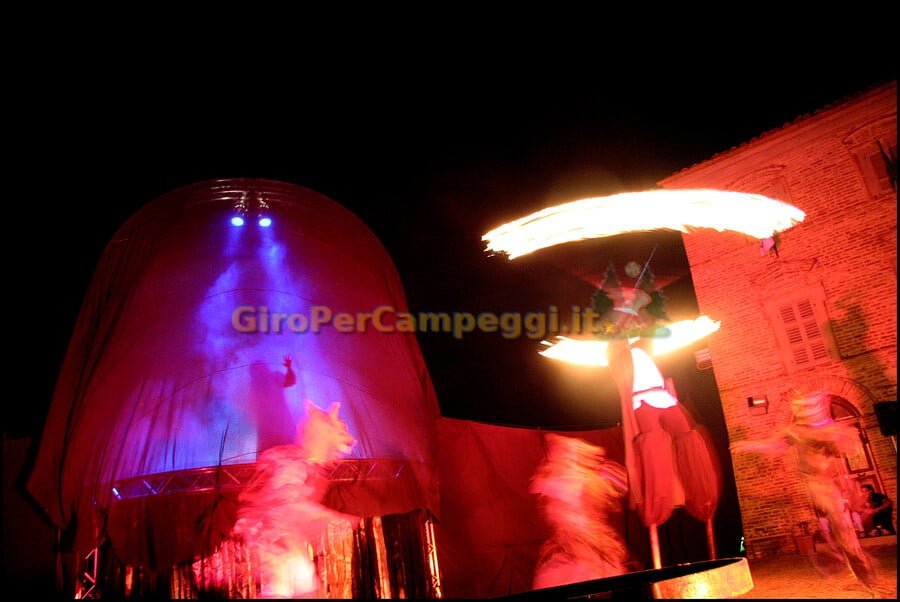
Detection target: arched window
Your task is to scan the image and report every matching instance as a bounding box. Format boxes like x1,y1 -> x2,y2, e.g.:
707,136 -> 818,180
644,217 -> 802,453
829,396 -> 875,475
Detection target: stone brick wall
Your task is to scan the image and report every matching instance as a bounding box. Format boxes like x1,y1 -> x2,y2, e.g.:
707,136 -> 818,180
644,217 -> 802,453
659,83 -> 897,556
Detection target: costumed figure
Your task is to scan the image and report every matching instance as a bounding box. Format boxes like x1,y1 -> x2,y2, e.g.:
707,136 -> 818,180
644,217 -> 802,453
230,399 -> 359,598
595,261 -> 720,567
730,390 -> 877,588
530,433 -> 628,589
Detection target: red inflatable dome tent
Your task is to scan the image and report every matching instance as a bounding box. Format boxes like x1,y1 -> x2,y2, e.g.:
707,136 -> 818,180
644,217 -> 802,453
27,179 -> 442,597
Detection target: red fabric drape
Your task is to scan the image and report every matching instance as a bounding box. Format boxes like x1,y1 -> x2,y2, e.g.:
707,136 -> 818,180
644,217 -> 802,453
27,180 -> 441,561
675,427 -> 720,522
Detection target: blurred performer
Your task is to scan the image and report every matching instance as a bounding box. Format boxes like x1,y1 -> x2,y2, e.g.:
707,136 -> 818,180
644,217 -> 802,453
232,400 -> 358,598
530,433 -> 629,589
731,391 -> 876,587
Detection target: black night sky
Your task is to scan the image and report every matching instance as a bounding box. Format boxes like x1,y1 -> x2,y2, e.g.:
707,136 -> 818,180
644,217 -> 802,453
4,55 -> 896,441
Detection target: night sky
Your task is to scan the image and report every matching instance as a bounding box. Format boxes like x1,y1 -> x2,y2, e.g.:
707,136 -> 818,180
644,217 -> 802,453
5,60 -> 895,440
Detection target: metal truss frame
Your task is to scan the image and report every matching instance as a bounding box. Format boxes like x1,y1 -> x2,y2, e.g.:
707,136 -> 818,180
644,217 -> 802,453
109,459 -> 410,500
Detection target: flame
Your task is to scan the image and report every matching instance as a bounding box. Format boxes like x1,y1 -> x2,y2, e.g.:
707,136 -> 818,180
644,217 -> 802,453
483,189 -> 805,259
538,316 -> 721,366
540,336 -> 611,366
651,315 -> 721,355
268,551 -> 318,598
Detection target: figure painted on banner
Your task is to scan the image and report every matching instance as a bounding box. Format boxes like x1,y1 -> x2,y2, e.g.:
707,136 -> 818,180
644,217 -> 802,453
730,390 -> 877,588
530,434 -> 629,589
858,484 -> 895,536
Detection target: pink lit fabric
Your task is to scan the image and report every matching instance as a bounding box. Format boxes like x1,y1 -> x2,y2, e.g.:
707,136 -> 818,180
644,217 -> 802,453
27,180 -> 441,563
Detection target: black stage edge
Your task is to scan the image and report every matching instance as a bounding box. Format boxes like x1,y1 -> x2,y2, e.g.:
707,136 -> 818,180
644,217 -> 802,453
496,557 -> 752,599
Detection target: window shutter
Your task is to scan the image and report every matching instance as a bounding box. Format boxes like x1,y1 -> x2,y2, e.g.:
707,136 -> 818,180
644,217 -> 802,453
776,297 -> 831,370
866,146 -> 894,193
851,138 -> 897,198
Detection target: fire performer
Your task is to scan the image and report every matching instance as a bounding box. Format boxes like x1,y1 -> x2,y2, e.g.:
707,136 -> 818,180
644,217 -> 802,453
597,262 -> 720,568
480,188 -> 807,572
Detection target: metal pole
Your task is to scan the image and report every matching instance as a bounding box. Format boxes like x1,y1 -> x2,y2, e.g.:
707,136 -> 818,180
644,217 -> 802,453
649,523 -> 662,569
706,518 -> 717,560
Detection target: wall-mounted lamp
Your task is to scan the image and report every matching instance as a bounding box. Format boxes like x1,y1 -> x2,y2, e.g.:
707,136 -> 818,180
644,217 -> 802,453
695,348 -> 713,370
747,395 -> 769,415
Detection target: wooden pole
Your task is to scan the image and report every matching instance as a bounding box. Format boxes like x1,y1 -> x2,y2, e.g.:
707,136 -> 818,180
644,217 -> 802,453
649,523 -> 662,569
706,518 -> 717,560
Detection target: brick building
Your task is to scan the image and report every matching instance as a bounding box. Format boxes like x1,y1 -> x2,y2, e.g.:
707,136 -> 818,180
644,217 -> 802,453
659,82 -> 897,558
